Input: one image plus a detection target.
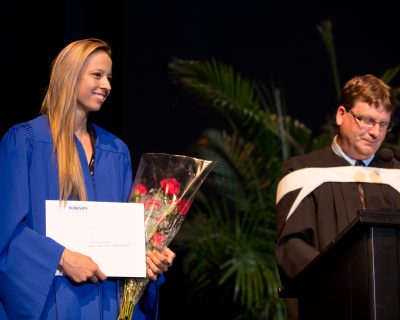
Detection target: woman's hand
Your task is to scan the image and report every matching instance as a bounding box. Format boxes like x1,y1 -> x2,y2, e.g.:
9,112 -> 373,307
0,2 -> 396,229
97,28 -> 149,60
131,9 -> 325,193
146,247 -> 176,281
59,248 -> 107,283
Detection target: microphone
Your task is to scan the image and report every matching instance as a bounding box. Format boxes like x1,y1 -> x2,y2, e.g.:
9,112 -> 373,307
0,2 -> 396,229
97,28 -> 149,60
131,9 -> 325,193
392,145 -> 400,161
378,147 -> 400,168
378,147 -> 394,162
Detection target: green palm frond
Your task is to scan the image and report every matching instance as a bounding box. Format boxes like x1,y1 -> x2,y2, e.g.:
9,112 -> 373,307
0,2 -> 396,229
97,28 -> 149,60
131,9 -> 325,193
170,58 -> 314,159
169,58 -> 260,117
169,58 -> 272,133
179,198 -> 282,315
192,130 -> 249,209
181,128 -> 283,316
381,65 -> 400,111
192,129 -> 280,209
178,200 -> 232,294
317,20 -> 341,102
381,64 -> 400,84
169,57 -> 317,319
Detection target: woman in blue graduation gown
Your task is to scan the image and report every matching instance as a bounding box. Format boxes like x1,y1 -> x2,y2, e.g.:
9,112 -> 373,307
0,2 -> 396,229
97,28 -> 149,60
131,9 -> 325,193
0,38 -> 175,319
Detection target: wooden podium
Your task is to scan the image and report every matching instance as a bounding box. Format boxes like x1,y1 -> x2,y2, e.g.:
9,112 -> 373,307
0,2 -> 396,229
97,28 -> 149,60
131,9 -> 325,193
279,210 -> 400,320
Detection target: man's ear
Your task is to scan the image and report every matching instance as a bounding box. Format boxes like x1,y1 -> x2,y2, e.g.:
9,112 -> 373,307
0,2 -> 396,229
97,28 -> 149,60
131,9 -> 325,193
336,106 -> 346,126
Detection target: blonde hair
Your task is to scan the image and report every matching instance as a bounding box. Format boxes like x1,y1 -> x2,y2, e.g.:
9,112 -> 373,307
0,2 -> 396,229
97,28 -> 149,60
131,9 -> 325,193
40,38 -> 112,200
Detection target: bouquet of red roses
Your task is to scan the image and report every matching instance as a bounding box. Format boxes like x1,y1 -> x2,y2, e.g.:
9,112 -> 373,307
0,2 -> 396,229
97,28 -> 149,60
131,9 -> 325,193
118,153 -> 214,319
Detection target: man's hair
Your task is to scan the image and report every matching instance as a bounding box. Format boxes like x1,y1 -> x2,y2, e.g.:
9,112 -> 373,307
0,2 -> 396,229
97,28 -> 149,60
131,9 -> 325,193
339,74 -> 394,113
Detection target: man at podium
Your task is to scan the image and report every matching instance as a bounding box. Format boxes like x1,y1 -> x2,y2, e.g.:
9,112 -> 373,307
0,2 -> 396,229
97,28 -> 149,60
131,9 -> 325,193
275,74 -> 400,318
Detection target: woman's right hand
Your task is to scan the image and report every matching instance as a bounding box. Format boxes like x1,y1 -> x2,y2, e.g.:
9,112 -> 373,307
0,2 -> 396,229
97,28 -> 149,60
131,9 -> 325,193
59,248 -> 107,283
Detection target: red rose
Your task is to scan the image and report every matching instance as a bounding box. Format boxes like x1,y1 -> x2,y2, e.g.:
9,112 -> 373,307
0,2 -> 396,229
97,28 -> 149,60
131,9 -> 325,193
160,178 -> 181,195
176,199 -> 191,215
143,198 -> 162,210
132,183 -> 148,196
150,232 -> 166,248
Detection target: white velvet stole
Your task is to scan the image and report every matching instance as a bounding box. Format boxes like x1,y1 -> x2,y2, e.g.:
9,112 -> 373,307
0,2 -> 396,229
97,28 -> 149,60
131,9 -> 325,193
276,166 -> 400,220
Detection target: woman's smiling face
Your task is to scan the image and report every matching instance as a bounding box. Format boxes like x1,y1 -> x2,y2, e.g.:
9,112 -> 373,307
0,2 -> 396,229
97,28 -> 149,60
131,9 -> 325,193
76,50 -> 112,114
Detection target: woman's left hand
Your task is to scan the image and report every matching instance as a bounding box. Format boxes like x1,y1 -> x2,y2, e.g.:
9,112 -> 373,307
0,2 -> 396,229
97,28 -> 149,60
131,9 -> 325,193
146,247 -> 176,281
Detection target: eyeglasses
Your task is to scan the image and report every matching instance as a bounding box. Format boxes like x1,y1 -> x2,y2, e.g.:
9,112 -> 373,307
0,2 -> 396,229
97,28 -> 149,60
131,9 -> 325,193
346,108 -> 393,132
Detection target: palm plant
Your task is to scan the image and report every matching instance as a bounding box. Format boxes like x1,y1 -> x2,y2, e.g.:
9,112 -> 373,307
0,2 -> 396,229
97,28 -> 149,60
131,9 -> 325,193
168,58 -> 315,319
166,20 -> 400,320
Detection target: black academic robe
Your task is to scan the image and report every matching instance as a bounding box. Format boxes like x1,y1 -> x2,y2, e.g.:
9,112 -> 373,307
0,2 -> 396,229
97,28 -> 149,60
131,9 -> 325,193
275,146 -> 400,286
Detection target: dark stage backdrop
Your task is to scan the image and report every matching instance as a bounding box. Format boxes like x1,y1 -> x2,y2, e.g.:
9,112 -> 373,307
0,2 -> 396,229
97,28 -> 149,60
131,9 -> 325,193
2,1 -> 400,166
1,1 -> 400,318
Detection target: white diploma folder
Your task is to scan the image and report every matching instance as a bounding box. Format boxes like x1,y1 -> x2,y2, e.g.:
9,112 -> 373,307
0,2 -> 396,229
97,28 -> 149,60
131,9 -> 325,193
46,200 -> 146,277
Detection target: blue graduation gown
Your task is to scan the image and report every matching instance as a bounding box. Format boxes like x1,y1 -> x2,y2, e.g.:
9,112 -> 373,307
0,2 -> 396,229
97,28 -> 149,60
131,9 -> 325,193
0,115 -> 163,319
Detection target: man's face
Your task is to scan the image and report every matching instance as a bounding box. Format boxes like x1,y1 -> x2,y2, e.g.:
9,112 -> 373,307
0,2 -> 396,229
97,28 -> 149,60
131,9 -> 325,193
336,101 -> 391,160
